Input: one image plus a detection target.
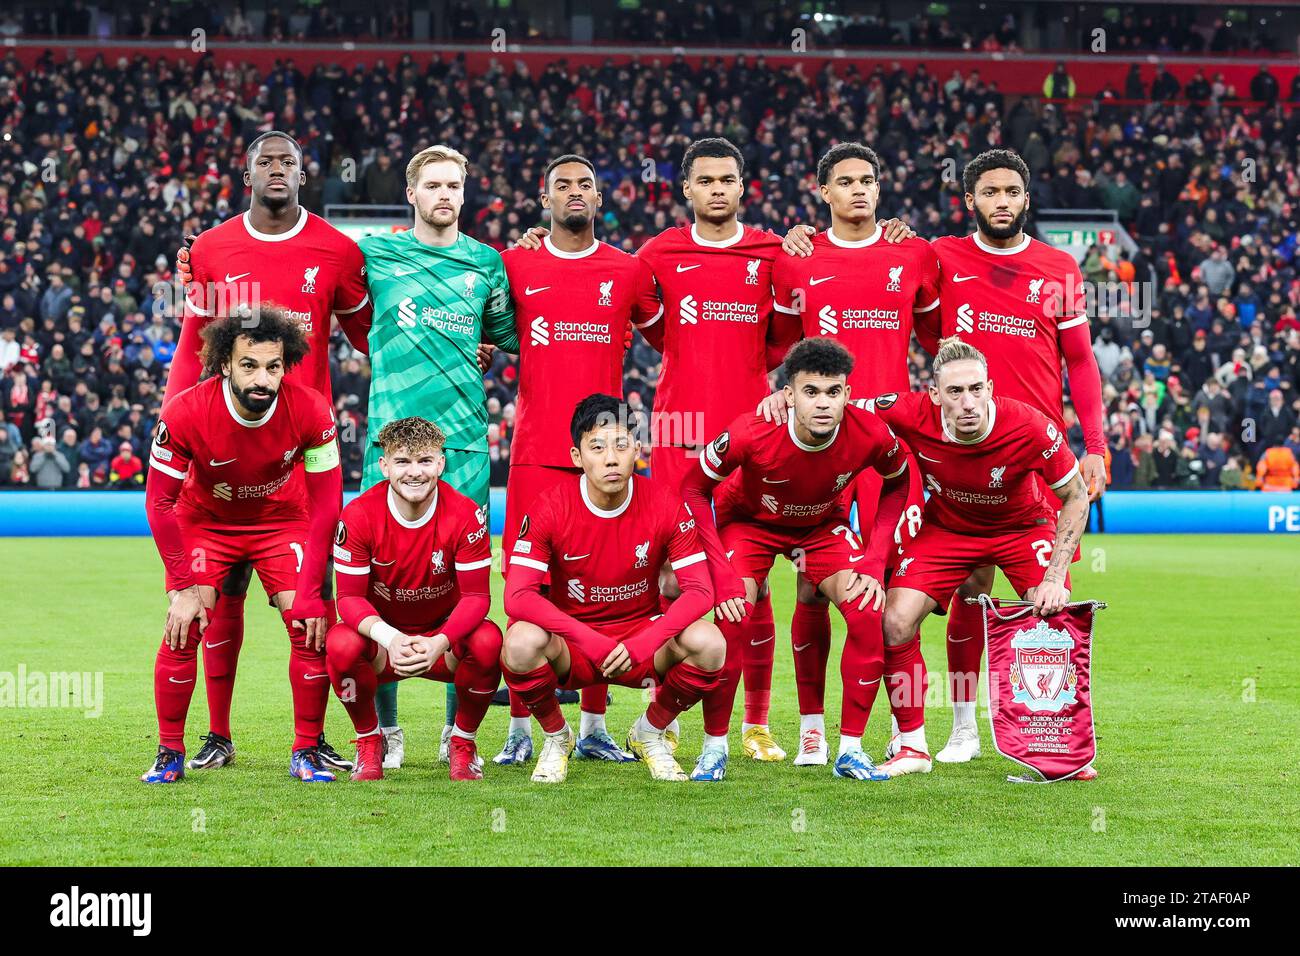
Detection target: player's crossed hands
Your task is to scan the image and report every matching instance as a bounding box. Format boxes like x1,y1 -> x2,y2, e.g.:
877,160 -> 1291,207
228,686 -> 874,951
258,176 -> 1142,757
390,632 -> 450,678
164,585 -> 209,649
600,642 -> 633,679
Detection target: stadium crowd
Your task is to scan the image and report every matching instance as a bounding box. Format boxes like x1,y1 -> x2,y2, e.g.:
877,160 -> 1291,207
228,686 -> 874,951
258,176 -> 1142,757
0,46 -> 1297,491
1,1 -> 1286,55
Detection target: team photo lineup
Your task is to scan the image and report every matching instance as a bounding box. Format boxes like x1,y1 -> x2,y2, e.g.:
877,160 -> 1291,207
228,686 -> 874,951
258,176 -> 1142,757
1,3 -> 1297,900
143,132 -> 1100,788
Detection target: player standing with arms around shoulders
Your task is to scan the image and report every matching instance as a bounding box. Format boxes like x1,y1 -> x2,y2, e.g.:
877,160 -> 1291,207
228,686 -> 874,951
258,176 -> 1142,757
327,418 -> 502,781
169,131 -> 371,774
493,154 -> 662,766
862,338 -> 1091,777
766,142 -> 938,762
502,394 -> 725,784
143,308 -> 342,783
357,145 -> 519,767
682,339 -> 912,781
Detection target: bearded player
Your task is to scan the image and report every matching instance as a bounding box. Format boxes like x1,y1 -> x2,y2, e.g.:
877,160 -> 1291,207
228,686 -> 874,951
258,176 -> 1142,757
169,130 -> 370,774
358,144 -> 519,768
764,142 -> 938,763
326,417 -> 502,781
502,394 -> 724,784
143,308 -> 342,783
492,154 -> 663,766
859,338 -> 1091,777
682,339 -> 911,781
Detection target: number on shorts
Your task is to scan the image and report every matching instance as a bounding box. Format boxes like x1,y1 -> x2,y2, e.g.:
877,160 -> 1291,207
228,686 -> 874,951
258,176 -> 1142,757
894,504 -> 923,544
1031,538 -> 1052,568
290,542 -> 304,573
830,524 -> 862,552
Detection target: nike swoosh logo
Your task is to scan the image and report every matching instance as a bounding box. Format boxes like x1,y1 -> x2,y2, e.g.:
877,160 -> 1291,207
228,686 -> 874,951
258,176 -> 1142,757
562,553 -> 590,560
304,673 -> 329,680
224,272 -> 250,283
750,635 -> 774,646
168,677 -> 194,684
393,267 -> 418,276
849,555 -> 865,563
676,264 -> 701,272
209,458 -> 237,467
917,452 -> 942,463
525,286 -> 551,295
808,276 -> 835,286
372,559 -> 396,567
205,640 -> 231,649
468,688 -> 495,695
761,477 -> 790,484
952,274 -> 978,283
793,642 -> 811,652
858,678 -> 881,686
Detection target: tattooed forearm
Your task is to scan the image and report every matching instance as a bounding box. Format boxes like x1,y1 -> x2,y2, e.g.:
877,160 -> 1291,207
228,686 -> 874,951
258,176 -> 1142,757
1045,473 -> 1089,582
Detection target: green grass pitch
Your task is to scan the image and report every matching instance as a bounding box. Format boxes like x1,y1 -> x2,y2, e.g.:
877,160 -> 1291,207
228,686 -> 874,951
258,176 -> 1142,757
0,533 -> 1295,866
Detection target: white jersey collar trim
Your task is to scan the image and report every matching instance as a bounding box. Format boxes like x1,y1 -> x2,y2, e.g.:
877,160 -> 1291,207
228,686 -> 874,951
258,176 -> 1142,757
827,225 -> 882,248
973,232 -> 1030,256
690,222 -> 744,248
942,398 -> 998,444
787,413 -> 839,452
543,235 -> 600,259
242,207 -> 309,242
580,474 -> 634,518
222,377 -> 277,428
387,484 -> 438,528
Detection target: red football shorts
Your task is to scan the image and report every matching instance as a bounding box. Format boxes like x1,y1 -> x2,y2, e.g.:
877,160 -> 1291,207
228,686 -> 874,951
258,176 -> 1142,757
719,513 -> 864,588
169,516 -> 307,597
503,463 -> 579,579
891,520 -> 1072,609
556,616 -> 663,692
849,463 -> 927,571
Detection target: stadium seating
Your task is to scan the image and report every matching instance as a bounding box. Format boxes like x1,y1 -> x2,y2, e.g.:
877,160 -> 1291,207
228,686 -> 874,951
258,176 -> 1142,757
0,26 -> 1297,493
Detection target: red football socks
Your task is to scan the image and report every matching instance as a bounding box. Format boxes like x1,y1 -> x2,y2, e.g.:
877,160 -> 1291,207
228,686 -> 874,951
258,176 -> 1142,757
200,592 -> 245,740
153,621 -> 203,752
946,595 -> 984,703
742,591 -> 775,725
836,599 -> 885,738
791,600 -> 832,715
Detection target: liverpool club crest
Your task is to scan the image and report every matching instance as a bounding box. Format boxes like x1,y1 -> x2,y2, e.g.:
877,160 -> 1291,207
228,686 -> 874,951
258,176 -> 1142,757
1007,620 -> 1078,713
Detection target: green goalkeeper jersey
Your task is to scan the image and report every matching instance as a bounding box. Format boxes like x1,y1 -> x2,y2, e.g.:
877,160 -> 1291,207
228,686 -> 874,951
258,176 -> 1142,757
360,229 -> 518,453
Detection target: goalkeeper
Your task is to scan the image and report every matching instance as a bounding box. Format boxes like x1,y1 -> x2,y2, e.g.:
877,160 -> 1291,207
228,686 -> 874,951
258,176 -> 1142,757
357,145 -> 518,767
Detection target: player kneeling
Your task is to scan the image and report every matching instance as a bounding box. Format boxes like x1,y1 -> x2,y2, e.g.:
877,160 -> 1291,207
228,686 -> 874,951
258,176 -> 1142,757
865,338 -> 1091,777
326,418 -> 502,781
502,394 -> 724,784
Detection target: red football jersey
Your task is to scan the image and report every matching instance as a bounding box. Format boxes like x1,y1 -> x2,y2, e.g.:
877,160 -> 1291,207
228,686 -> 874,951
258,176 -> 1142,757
332,479 -> 492,632
636,224 -> 781,446
508,474 -> 705,629
172,208 -> 371,402
149,376 -> 338,524
772,228 -> 940,396
859,391 -> 1079,534
702,404 -> 908,528
931,233 -> 1087,429
502,237 -> 661,467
